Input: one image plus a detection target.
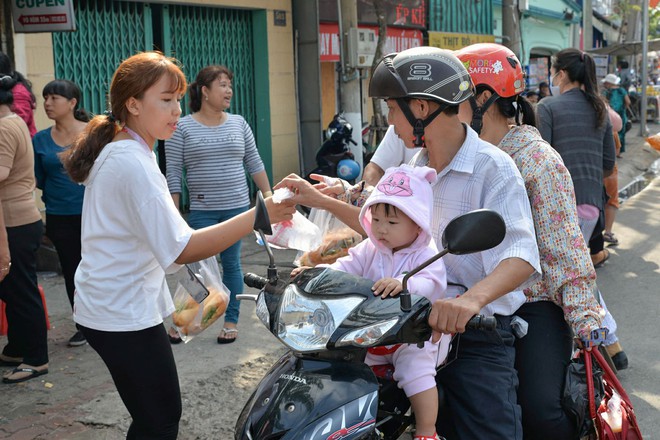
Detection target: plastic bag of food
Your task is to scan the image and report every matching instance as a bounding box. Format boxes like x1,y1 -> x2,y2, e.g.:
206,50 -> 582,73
647,132 -> 660,151
170,257 -> 229,343
295,206 -> 363,266
297,226 -> 363,266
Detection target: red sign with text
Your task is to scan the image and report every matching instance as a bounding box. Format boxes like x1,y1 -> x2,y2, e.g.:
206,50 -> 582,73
319,23 -> 423,62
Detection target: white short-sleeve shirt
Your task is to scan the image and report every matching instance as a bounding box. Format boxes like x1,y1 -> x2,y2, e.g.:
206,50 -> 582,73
412,125 -> 541,317
74,140 -> 193,331
370,125 -> 422,170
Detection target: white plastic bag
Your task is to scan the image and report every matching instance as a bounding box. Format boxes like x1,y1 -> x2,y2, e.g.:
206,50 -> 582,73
260,188 -> 322,252
170,257 -> 229,343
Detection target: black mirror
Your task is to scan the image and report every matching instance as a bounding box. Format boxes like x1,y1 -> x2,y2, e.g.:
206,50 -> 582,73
400,209 -> 506,312
253,191 -> 273,235
442,209 -> 506,255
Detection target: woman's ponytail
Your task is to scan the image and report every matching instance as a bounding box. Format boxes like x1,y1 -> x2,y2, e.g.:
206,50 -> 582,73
60,114 -> 120,182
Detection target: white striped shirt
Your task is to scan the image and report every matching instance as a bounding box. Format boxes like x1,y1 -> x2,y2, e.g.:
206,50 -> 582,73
165,113 -> 265,210
411,125 -> 541,316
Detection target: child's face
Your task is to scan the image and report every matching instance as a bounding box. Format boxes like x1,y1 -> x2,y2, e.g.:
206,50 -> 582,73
370,204 -> 421,252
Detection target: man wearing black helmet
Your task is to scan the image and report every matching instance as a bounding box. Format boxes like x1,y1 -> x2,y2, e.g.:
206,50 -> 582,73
275,47 -> 540,439
369,47 -> 541,439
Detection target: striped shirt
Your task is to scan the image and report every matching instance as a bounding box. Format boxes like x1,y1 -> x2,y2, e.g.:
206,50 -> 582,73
536,88 -> 616,209
411,125 -> 541,317
165,113 -> 265,210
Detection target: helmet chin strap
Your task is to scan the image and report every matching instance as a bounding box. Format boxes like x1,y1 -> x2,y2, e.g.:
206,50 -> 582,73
396,98 -> 447,148
469,94 -> 500,135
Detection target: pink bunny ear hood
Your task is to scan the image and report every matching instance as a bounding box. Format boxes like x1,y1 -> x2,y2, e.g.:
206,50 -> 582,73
360,164 -> 437,251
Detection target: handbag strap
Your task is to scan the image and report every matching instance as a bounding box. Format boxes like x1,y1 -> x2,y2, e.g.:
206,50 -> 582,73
592,347 -> 634,405
583,348 -> 598,420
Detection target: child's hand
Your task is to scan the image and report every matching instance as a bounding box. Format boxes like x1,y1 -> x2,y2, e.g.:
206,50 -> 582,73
290,266 -> 311,278
372,278 -> 403,298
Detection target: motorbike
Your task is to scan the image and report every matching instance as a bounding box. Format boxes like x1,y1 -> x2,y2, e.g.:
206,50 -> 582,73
306,113 -> 361,184
234,194 -> 507,440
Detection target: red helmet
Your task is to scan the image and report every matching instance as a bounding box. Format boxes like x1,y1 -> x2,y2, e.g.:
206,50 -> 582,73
454,43 -> 525,98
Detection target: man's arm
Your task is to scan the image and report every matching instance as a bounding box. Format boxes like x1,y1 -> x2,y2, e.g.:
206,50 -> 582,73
429,257 -> 534,340
363,162 -> 385,186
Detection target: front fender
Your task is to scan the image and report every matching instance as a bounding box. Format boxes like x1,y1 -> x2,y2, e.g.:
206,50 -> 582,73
235,352 -> 379,440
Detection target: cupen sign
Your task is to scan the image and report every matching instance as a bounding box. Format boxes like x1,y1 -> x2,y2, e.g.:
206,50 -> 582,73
428,32 -> 495,51
12,0 -> 76,33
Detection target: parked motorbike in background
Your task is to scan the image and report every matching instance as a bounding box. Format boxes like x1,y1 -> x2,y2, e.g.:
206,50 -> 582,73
306,113 -> 361,184
234,195 -> 506,440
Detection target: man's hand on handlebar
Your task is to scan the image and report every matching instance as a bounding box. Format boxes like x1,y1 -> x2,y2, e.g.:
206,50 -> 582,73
429,295 -> 483,342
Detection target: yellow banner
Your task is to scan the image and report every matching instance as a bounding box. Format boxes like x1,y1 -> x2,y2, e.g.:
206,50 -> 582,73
428,32 -> 495,50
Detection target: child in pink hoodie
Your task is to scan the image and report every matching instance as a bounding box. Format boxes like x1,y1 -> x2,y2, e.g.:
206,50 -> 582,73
324,164 -> 448,440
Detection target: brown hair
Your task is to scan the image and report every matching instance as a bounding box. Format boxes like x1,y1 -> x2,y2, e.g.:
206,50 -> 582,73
60,52 -> 186,182
188,65 -> 233,112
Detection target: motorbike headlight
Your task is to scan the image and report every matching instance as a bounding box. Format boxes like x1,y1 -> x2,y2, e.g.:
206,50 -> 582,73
277,286 -> 363,352
255,293 -> 270,329
336,318 -> 399,347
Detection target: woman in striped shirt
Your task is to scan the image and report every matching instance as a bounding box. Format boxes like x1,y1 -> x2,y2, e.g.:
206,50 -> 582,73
165,65 -> 272,344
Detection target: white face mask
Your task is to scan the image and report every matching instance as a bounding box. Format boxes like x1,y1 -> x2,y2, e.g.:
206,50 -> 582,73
550,71 -> 561,96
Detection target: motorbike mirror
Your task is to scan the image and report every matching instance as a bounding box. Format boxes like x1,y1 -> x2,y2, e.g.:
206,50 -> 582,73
253,191 -> 278,284
400,209 -> 505,312
253,191 -> 273,236
442,209 -> 506,255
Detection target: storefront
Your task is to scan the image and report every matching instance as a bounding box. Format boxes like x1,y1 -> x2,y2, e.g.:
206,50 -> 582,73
318,22 -> 423,128
316,0 -> 425,129
10,0 -> 298,204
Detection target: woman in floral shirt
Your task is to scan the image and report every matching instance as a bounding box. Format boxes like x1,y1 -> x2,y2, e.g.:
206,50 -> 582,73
455,43 -> 603,440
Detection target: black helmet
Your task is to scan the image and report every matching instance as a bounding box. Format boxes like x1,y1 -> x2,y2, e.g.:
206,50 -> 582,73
326,113 -> 353,142
369,47 -> 473,147
369,46 -> 473,105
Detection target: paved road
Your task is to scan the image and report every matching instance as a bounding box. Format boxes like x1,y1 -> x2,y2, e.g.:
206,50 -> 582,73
1,125 -> 659,439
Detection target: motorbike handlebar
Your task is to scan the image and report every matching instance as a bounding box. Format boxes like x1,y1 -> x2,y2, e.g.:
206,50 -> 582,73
244,272 -> 497,331
423,310 -> 497,332
244,273 -> 268,289
466,314 -> 497,331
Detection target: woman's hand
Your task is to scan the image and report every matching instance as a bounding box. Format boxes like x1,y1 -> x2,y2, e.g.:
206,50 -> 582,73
290,266 -> 311,278
0,246 -> 11,282
274,174 -> 328,208
264,196 -> 295,224
308,174 -> 346,198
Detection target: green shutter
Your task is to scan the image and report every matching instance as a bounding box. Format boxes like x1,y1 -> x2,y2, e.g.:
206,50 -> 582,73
53,0 -> 152,116
428,0 -> 493,34
166,5 -> 255,125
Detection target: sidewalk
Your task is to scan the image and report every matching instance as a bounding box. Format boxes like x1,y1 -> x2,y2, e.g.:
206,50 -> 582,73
1,127 -> 658,440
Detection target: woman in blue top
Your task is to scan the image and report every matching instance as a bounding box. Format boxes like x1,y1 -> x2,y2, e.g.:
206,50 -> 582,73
32,79 -> 89,347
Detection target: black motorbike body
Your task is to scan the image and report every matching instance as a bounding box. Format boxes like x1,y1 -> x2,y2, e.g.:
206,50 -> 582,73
235,268 -> 429,440
235,200 -> 506,440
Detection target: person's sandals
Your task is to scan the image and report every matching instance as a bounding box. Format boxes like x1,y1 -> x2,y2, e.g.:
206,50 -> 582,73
2,366 -> 49,384
217,327 -> 238,344
414,434 -> 443,440
603,232 -> 619,246
591,249 -> 610,268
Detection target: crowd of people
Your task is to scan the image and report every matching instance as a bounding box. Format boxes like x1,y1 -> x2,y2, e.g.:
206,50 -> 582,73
0,41 -> 635,440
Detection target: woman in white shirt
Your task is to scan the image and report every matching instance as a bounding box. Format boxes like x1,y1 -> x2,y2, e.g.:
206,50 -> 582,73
59,52 -> 293,440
